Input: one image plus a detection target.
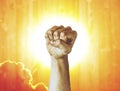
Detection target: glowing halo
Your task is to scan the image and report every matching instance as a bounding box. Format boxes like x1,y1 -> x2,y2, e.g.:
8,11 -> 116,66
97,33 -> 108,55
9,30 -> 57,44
27,16 -> 90,68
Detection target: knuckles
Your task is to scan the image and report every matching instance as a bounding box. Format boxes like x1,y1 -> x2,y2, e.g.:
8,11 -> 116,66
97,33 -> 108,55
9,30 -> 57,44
45,25 -> 77,44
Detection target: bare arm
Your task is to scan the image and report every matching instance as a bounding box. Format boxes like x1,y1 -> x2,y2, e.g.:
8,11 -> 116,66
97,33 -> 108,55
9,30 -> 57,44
45,26 -> 77,91
49,56 -> 70,91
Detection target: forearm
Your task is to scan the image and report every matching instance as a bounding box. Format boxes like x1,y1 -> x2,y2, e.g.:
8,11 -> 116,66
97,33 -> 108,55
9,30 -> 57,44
48,55 -> 71,91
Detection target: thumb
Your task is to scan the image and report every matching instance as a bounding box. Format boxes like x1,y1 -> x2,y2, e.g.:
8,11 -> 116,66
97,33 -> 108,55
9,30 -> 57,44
53,39 -> 72,54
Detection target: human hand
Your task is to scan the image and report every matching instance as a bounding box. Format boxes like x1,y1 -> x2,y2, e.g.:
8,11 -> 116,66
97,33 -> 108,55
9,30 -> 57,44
45,25 -> 77,58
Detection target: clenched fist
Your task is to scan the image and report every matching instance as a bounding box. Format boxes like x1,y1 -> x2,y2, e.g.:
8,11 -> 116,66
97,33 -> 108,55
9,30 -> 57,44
45,25 -> 77,58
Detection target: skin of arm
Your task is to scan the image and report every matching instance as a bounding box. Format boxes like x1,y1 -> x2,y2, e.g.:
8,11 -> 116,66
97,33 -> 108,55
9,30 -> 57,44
45,25 -> 77,91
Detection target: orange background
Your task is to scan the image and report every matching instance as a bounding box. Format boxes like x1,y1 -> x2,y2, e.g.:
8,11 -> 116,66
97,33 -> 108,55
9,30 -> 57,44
0,0 -> 120,91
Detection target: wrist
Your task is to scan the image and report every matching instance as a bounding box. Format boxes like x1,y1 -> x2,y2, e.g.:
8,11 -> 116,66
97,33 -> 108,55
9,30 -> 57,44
51,55 -> 68,61
50,55 -> 69,69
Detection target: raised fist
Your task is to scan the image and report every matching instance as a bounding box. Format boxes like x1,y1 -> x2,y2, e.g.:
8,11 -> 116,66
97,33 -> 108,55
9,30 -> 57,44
45,25 -> 77,58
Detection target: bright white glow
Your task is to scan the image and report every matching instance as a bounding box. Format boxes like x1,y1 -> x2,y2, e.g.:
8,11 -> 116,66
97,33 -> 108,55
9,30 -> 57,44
27,15 -> 90,68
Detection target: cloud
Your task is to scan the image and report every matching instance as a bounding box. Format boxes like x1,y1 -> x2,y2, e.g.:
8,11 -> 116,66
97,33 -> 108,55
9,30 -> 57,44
0,61 -> 48,91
